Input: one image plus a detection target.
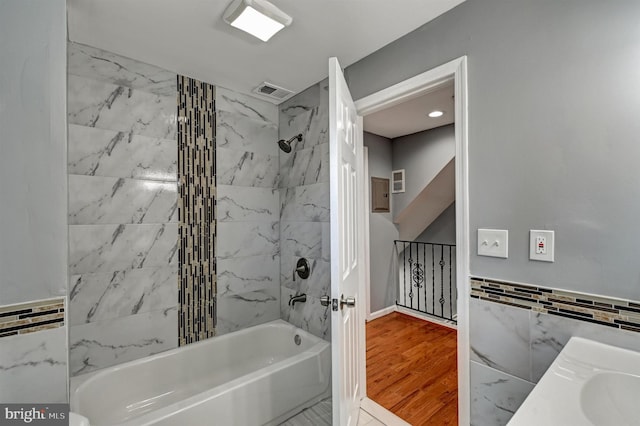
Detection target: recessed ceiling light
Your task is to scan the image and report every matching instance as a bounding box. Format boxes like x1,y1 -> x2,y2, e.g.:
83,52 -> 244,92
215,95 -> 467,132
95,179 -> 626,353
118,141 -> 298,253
223,0 -> 292,42
428,110 -> 444,118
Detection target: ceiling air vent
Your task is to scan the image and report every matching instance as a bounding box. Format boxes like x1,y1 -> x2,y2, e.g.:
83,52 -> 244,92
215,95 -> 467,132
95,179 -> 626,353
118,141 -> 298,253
252,82 -> 294,103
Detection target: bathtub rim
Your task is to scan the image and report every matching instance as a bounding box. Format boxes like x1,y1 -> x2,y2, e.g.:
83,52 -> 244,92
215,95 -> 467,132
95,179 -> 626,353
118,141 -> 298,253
121,341 -> 331,426
70,319 -> 330,424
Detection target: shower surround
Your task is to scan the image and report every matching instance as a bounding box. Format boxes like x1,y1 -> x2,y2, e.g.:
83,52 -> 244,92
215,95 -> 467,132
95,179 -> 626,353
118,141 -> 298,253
278,80 -> 332,340
67,43 -> 178,375
66,41 -> 331,379
215,88 -> 281,335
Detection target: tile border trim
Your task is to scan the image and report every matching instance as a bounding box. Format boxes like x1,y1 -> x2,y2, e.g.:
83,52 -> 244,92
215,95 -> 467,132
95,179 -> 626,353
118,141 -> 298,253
470,277 -> 640,333
0,297 -> 65,338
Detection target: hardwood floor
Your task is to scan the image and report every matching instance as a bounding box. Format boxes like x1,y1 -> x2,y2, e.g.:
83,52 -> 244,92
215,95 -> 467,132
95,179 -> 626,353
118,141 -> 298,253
366,312 -> 458,426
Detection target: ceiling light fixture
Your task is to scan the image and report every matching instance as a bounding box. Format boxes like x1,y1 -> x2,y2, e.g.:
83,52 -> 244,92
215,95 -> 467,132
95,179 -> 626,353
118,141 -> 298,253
428,110 -> 444,118
223,0 -> 292,42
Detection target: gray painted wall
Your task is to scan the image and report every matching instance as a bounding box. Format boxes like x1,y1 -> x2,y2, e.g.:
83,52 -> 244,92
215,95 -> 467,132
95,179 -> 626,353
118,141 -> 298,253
346,0 -> 640,423
345,0 -> 640,302
0,0 -> 67,305
0,0 -> 68,404
365,127 -> 457,312
392,125 -> 455,216
416,202 -> 456,245
364,132 -> 399,312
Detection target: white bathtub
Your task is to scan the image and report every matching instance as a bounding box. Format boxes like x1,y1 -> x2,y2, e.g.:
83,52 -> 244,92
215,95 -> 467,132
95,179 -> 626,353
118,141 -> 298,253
70,320 -> 331,426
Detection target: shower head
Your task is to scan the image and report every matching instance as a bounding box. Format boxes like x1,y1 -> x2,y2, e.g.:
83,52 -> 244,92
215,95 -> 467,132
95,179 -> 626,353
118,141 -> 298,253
278,134 -> 303,153
278,139 -> 292,153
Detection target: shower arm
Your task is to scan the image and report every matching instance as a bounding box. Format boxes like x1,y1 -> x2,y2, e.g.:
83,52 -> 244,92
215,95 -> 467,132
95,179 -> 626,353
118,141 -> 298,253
287,134 -> 302,143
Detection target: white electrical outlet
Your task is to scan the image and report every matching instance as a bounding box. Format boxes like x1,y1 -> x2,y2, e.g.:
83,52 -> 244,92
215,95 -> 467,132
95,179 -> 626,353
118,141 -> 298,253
530,230 -> 554,262
535,236 -> 546,254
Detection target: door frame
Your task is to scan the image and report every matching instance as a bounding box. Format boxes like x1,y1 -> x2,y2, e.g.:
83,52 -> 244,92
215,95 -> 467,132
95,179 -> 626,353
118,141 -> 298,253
353,56 -> 470,425
362,146 -> 372,321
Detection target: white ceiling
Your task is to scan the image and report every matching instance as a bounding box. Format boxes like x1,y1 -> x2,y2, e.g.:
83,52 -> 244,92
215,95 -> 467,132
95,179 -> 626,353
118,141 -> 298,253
66,0 -> 466,103
363,80 -> 454,139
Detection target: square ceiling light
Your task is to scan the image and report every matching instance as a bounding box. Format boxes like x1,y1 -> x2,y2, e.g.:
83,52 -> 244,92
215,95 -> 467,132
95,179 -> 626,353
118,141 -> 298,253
223,0 -> 292,42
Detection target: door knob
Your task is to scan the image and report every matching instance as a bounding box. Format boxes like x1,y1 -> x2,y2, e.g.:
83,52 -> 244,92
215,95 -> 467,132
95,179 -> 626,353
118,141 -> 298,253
340,294 -> 356,309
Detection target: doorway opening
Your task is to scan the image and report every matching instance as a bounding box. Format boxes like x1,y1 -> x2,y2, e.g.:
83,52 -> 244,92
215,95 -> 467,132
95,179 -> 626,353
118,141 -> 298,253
353,57 -> 469,425
364,81 -> 458,424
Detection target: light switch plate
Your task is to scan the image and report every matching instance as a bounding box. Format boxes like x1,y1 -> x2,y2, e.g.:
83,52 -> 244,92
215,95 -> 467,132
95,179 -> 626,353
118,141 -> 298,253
477,229 -> 508,258
530,230 -> 554,262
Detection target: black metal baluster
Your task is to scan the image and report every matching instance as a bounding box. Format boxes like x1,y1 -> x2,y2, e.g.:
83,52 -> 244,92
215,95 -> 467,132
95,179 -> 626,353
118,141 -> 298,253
431,244 -> 435,316
403,241 -> 407,307
412,242 -> 417,310
394,241 -> 397,305
449,245 -> 453,320
440,245 -> 445,316
409,243 -> 413,309
418,242 -> 423,310
423,243 -> 427,313
395,241 -> 399,306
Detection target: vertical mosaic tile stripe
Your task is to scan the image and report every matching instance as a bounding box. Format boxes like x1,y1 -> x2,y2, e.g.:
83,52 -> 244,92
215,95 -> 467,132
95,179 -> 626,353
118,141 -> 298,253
0,298 -> 65,338
178,76 -> 217,346
471,277 -> 640,333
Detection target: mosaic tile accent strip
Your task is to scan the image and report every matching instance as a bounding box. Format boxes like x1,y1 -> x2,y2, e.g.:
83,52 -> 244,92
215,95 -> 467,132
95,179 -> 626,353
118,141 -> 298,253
177,76 -> 217,346
471,277 -> 640,333
0,298 -> 65,338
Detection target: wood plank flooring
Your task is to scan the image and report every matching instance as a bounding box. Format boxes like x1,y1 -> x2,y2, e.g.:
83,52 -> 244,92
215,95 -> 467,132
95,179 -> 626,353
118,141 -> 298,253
366,312 -> 458,426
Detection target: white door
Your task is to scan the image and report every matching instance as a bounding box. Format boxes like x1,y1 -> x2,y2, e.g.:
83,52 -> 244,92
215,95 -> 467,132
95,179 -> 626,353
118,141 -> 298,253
329,57 -> 365,426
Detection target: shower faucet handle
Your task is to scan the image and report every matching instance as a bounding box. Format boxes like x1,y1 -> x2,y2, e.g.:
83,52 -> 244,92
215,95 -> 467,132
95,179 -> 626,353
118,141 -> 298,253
293,258 -> 310,282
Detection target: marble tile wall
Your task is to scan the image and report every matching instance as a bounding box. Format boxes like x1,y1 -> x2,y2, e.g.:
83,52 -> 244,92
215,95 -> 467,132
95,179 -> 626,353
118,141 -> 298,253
0,298 -> 68,401
469,278 -> 640,425
215,87 -> 281,335
470,360 -> 534,426
278,80 -> 332,341
0,326 -> 68,403
67,42 -> 178,376
0,298 -> 67,401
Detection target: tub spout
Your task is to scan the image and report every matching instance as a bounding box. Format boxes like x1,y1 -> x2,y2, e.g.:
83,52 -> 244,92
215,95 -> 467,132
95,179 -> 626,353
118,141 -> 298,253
289,294 -> 307,307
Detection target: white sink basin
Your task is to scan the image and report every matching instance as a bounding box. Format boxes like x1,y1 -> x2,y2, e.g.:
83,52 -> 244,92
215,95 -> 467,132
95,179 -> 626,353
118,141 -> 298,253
508,337 -> 640,426
581,372 -> 640,426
